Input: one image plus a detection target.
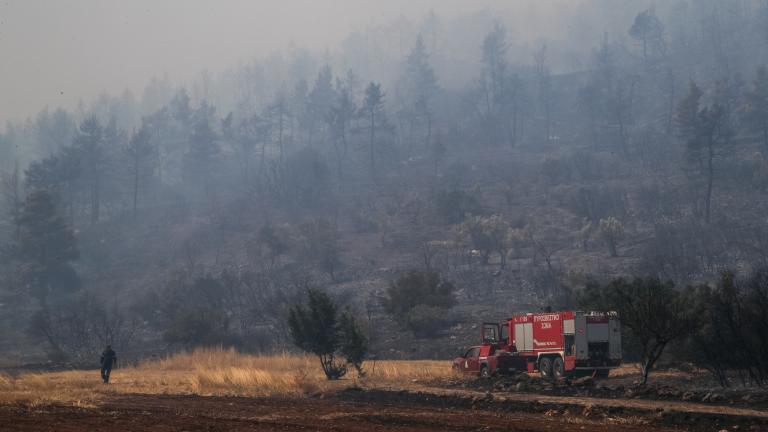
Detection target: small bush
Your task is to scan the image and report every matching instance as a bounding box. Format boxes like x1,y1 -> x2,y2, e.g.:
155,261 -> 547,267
164,307 -> 235,347
541,156 -> 572,185
384,271 -> 456,337
404,305 -> 448,338
635,182 -> 685,221
570,150 -> 604,181
249,223 -> 290,268
298,218 -> 342,280
599,216 -> 623,257
433,189 -> 480,224
459,214 -> 512,268
565,185 -> 627,223
338,310 -> 368,375
279,147 -> 332,209
750,156 -> 768,191
349,210 -> 378,233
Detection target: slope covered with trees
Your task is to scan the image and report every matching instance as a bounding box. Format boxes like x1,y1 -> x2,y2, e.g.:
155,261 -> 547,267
2,1 -> 768,371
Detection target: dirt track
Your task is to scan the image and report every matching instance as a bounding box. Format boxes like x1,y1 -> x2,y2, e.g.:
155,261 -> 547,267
2,389 -> 765,432
418,385 -> 768,419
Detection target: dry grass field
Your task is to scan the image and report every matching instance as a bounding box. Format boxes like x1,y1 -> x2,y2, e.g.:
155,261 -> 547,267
0,347 -> 453,407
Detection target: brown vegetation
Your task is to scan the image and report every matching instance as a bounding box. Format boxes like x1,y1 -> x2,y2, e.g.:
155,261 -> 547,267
0,347 -> 452,406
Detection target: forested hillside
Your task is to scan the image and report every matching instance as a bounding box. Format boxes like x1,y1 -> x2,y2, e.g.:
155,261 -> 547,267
2,1 -> 768,366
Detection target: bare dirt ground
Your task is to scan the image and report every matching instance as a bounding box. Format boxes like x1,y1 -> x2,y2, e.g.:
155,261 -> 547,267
0,391 -> 677,432
1,387 -> 766,432
453,363 -> 768,411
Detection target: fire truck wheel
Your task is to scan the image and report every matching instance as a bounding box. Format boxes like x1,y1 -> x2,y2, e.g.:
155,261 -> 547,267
552,357 -> 565,379
538,357 -> 553,380
480,365 -> 491,378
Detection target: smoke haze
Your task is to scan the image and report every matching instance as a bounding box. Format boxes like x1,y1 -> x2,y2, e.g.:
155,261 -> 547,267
0,0 -> 643,123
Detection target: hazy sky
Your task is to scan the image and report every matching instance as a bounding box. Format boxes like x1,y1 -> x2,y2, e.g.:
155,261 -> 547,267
0,0 -> 588,124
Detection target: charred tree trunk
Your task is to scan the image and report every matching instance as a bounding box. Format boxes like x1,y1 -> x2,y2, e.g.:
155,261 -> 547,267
640,340 -> 667,385
369,109 -> 376,179
132,153 -> 139,220
705,141 -> 714,224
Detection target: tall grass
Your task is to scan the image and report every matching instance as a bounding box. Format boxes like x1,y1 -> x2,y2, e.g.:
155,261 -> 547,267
363,358 -> 452,385
0,347 -> 454,405
0,370 -> 105,407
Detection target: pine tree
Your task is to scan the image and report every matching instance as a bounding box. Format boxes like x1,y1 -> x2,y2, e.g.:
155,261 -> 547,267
124,126 -> 156,219
743,65 -> 768,152
628,9 -> 666,66
265,89 -> 291,166
308,65 -> 337,146
675,80 -> 732,223
14,190 -> 79,301
481,23 -> 508,108
288,288 -> 368,379
1,161 -> 22,241
534,45 -> 552,144
24,145 -> 82,224
404,34 -> 439,148
184,106 -> 219,203
360,83 -> 386,178
299,218 -> 341,281
479,23 -> 518,146
0,133 -> 15,172
35,107 -> 76,156
326,84 -> 356,180
338,309 -> 368,376
73,117 -> 106,224
291,79 -> 310,146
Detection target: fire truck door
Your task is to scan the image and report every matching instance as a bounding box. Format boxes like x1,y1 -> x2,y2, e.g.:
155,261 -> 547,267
574,314 -> 588,360
463,347 -> 480,373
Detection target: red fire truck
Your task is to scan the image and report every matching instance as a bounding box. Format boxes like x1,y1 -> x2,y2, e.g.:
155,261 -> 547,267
453,310 -> 622,379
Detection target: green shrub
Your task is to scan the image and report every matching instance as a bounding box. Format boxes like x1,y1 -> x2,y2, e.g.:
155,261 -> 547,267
164,307 -> 235,347
405,305 -> 448,338
599,216 -> 623,257
433,189 -> 480,224
288,288 -> 368,379
384,271 -> 456,337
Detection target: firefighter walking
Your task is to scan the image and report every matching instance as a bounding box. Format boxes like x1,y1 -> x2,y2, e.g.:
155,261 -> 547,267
100,345 -> 117,383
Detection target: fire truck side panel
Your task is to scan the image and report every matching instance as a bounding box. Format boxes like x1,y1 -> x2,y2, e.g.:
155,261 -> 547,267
587,323 -> 610,342
531,313 -> 563,351
563,319 -> 575,334
512,322 -> 533,351
609,317 -> 622,360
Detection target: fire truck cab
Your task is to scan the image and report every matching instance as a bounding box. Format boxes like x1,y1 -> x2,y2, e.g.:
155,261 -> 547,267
453,344 -> 519,377
462,310 -> 622,380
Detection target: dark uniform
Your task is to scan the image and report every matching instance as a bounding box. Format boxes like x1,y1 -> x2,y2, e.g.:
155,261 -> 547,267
100,345 -> 117,383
